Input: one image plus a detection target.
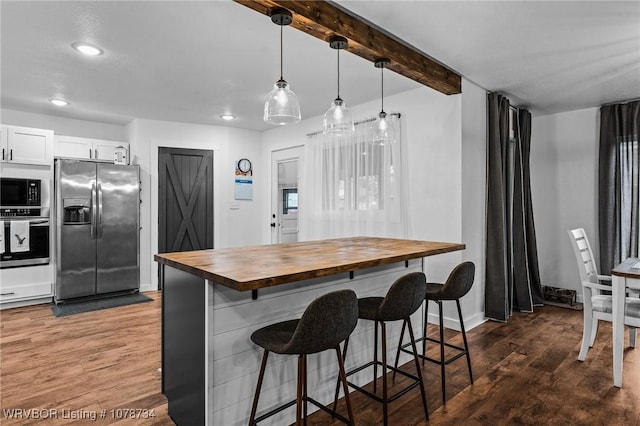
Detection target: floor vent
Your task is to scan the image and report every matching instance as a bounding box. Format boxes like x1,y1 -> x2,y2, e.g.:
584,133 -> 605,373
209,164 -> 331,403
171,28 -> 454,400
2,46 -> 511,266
543,286 -> 583,310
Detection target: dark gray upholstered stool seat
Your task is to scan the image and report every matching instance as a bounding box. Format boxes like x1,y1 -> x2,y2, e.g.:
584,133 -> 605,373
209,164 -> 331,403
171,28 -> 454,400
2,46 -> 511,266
333,272 -> 429,426
357,297 -> 384,320
249,289 -> 358,426
394,261 -> 475,404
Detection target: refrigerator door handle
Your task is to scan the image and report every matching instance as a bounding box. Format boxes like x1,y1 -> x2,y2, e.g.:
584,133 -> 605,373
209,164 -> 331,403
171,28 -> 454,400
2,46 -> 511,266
90,182 -> 97,239
97,182 -> 103,238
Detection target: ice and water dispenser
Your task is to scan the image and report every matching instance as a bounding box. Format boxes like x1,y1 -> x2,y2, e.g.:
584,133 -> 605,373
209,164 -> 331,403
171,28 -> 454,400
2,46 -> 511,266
63,198 -> 90,224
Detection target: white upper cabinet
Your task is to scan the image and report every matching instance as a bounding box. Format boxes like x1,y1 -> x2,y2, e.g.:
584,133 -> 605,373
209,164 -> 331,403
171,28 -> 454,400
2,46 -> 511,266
55,135 -> 129,163
0,125 -> 54,166
93,139 -> 126,162
54,135 -> 91,159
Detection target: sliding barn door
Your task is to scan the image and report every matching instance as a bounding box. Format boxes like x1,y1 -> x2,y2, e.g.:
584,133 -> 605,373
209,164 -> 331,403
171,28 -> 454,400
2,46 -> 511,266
158,147 -> 214,254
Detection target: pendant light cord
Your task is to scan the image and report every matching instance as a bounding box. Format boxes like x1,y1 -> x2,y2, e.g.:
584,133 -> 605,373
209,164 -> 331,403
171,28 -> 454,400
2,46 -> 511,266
380,65 -> 384,112
337,48 -> 340,98
280,24 -> 284,80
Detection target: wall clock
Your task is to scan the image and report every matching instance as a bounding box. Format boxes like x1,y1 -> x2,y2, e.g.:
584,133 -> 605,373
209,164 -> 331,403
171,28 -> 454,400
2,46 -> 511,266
237,158 -> 252,174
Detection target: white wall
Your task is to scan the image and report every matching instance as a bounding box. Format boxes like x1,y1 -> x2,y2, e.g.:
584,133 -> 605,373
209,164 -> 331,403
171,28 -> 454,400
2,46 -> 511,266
1,108 -> 127,141
127,119 -> 264,291
461,79 -> 487,327
531,107 -> 600,299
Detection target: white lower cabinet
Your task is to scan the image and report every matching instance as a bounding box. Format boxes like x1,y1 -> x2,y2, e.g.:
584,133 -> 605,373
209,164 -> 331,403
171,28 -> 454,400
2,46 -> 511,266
55,135 -> 129,163
0,282 -> 52,303
0,264 -> 53,309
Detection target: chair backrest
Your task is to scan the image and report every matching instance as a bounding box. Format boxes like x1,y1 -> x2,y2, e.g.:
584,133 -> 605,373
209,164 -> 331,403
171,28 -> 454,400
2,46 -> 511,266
568,228 -> 600,283
436,261 -> 476,300
286,289 -> 358,355
378,272 -> 427,321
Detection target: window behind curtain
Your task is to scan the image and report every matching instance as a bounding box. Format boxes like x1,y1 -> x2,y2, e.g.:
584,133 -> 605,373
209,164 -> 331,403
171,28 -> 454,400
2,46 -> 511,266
322,142 -> 386,211
620,138 -> 639,257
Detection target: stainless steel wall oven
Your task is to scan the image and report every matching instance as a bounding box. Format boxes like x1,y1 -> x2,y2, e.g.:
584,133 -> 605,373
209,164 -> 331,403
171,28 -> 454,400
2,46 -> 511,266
0,177 -> 50,268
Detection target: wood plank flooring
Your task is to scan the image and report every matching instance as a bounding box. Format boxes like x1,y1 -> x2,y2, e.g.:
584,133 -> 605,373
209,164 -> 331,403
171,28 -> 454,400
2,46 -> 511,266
1,292 -> 639,425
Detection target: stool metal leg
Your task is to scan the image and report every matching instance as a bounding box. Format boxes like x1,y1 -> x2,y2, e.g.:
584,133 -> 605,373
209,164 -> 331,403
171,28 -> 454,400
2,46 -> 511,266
335,346 -> 355,425
456,299 -> 473,384
303,355 -> 308,425
249,350 -> 269,426
423,299 -> 429,365
438,301 -> 446,404
381,321 -> 388,426
406,318 -> 429,421
296,355 -> 304,426
373,320 -> 379,394
332,338 -> 350,413
392,319 -> 407,381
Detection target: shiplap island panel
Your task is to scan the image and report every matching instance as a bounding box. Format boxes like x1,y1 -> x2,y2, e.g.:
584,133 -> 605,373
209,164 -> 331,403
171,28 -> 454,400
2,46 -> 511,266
155,237 -> 465,425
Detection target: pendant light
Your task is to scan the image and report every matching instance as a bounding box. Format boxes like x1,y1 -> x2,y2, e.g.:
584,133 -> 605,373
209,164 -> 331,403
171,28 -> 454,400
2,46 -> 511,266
323,36 -> 354,135
371,58 -> 392,145
264,8 -> 301,125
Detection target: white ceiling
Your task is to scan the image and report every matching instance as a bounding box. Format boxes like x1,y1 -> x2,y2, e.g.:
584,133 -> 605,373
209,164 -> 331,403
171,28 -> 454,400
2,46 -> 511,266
1,1 -> 638,132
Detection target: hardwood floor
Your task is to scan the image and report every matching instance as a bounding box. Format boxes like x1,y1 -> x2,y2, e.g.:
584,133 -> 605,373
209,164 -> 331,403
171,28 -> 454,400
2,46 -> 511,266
1,292 -> 638,425
0,293 -> 172,425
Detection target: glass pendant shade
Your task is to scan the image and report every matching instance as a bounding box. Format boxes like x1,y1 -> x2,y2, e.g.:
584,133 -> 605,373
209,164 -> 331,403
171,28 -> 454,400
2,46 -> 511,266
264,79 -> 301,125
371,111 -> 392,145
323,97 -> 354,135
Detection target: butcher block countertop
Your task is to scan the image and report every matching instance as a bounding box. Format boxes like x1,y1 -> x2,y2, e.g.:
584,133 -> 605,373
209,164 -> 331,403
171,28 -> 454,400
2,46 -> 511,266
154,237 -> 465,292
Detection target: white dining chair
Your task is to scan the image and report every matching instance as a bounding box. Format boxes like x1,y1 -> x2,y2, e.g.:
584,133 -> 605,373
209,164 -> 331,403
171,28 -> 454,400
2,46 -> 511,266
568,228 -> 640,361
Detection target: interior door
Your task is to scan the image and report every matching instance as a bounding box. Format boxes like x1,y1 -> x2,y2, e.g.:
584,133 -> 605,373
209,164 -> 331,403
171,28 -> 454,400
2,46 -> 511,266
271,147 -> 303,244
158,147 -> 214,253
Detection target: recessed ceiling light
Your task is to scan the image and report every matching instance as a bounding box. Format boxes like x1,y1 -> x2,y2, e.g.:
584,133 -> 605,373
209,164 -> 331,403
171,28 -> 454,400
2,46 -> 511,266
50,99 -> 69,107
72,42 -> 104,56
220,114 -> 236,121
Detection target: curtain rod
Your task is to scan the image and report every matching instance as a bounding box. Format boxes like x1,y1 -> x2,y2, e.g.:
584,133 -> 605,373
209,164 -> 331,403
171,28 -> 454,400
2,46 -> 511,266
306,112 -> 401,137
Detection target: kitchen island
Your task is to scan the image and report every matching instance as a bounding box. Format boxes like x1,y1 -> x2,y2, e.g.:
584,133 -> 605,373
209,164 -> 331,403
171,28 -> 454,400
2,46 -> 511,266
155,237 -> 464,425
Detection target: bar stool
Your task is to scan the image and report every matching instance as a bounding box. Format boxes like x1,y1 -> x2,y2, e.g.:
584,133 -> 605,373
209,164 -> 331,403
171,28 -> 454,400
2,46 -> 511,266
333,272 -> 429,426
394,261 -> 475,404
248,289 -> 358,426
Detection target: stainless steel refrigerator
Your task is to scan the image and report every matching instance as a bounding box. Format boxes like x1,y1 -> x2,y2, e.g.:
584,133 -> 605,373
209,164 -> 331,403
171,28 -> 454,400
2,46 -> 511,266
54,159 -> 140,303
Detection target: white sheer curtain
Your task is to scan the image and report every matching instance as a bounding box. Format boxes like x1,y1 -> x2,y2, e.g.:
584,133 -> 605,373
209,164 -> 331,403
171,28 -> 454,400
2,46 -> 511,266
299,113 -> 409,240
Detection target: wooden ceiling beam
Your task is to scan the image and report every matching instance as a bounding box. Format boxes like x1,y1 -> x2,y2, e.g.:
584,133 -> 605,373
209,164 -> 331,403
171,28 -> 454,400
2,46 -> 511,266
234,0 -> 462,95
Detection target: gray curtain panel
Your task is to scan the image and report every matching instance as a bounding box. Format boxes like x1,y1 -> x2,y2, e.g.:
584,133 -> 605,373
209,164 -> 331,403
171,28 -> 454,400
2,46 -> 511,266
485,93 -> 511,321
485,93 -> 543,321
513,109 -> 544,308
599,100 -> 640,274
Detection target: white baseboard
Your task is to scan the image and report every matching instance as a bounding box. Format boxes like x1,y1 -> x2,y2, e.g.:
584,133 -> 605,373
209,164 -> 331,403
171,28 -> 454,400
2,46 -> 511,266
140,282 -> 155,292
426,310 -> 486,332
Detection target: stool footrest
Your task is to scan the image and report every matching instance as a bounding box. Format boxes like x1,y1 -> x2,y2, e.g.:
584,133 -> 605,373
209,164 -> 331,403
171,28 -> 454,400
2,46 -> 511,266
253,399 -> 296,424
254,396 -> 352,425
345,360 -> 421,404
306,397 -> 352,424
400,337 -> 468,366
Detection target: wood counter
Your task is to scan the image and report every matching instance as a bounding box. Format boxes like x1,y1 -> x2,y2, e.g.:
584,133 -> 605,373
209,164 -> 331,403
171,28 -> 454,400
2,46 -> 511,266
154,236 -> 465,292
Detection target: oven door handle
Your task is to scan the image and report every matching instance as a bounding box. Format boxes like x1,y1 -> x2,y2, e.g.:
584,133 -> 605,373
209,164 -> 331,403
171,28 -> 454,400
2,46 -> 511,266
1,219 -> 49,226
91,182 -> 97,239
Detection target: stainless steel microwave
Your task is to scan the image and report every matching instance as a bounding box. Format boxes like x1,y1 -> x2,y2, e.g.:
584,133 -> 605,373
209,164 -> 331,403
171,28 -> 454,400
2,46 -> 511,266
1,178 -> 41,206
